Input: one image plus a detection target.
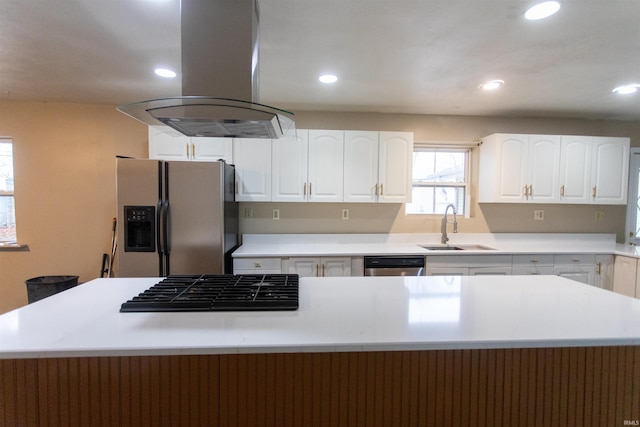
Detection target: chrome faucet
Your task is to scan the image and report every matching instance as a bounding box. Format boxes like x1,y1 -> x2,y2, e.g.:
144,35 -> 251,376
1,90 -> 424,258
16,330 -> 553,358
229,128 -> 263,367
441,204 -> 458,244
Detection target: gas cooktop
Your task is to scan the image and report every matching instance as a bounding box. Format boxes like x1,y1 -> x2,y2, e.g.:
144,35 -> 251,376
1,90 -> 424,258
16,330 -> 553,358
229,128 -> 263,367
120,274 -> 299,312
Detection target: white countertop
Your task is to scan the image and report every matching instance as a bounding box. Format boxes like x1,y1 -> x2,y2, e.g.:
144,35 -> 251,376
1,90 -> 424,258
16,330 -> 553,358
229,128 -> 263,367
1,275 -> 640,359
232,233 -> 633,258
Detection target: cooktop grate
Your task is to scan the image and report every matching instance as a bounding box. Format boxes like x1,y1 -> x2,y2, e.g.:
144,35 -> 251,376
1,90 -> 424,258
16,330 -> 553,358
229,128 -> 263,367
120,274 -> 299,312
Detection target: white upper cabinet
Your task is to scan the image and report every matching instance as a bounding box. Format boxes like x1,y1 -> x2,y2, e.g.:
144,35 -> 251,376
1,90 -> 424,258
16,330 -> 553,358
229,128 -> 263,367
233,138 -> 272,202
148,127 -> 233,163
343,131 -> 413,203
478,133 -> 560,203
591,137 -> 629,204
307,130 -> 344,202
272,130 -> 309,202
528,135 -> 561,202
559,135 -> 592,203
481,133 -> 629,205
148,126 -> 190,161
225,128 -> 413,204
343,131 -> 380,202
378,131 -> 413,203
559,136 -> 630,204
190,137 -> 233,163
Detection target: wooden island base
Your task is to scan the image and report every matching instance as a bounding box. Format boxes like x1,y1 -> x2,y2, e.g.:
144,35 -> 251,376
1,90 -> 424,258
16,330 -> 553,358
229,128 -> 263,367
2,346 -> 639,426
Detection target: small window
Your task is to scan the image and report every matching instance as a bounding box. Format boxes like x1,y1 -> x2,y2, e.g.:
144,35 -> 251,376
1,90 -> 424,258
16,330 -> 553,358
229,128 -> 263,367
0,139 -> 16,242
406,145 -> 470,215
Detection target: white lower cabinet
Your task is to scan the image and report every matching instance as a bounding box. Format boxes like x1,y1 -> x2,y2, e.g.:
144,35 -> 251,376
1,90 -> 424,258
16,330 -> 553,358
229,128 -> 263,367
425,255 -> 513,276
595,254 -> 614,291
511,254 -> 555,276
553,254 -> 596,286
613,255 -> 640,298
233,258 -> 282,275
425,253 -> 608,287
285,257 -> 353,277
469,266 -> 512,275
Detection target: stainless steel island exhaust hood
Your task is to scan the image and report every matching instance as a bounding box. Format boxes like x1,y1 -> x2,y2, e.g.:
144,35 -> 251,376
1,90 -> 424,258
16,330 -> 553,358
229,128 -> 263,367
117,0 -> 295,139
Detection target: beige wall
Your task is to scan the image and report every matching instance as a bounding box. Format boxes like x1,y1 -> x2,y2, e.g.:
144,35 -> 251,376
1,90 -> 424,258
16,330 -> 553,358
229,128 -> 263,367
0,101 -> 147,313
1,102 -> 639,313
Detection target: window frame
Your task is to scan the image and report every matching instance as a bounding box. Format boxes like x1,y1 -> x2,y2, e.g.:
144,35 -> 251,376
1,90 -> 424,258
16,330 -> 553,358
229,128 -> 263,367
625,148 -> 640,245
0,137 -> 16,243
406,142 -> 472,217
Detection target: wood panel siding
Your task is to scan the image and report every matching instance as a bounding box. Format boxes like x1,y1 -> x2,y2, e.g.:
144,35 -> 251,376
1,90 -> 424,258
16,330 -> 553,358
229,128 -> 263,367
1,347 -> 639,426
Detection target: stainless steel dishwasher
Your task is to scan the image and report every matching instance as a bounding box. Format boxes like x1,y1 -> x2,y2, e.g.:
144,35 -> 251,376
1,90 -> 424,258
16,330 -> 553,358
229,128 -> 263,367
364,256 -> 425,276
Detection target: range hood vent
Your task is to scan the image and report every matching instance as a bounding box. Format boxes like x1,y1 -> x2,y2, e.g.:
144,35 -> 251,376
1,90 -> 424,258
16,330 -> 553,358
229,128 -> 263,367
117,0 -> 295,139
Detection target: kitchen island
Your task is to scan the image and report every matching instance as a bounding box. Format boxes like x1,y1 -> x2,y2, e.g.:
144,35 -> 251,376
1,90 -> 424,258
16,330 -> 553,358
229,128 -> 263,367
1,275 -> 639,426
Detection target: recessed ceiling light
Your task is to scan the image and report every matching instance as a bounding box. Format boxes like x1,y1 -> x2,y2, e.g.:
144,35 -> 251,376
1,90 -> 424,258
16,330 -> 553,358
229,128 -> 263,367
524,1 -> 561,20
154,68 -> 177,78
319,74 -> 338,84
479,80 -> 505,90
612,84 -> 640,95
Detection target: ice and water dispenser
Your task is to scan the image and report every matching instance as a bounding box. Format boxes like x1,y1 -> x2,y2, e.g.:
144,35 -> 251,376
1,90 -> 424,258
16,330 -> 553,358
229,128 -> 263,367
124,206 -> 155,252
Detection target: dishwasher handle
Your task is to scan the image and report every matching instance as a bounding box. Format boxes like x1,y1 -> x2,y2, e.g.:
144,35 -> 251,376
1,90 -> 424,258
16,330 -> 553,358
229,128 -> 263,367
364,256 -> 425,269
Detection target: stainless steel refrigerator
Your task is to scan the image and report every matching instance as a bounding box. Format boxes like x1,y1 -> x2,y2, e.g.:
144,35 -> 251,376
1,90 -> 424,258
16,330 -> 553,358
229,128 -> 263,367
116,158 -> 238,277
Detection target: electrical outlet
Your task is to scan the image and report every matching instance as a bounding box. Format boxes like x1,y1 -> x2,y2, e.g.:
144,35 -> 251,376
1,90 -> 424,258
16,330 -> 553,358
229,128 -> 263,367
342,209 -> 349,220
595,211 -> 605,221
533,210 -> 544,220
272,209 -> 280,220
244,208 -> 253,219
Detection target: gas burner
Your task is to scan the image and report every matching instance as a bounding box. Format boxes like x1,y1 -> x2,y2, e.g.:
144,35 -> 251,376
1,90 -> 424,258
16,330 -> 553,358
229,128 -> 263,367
120,274 -> 299,312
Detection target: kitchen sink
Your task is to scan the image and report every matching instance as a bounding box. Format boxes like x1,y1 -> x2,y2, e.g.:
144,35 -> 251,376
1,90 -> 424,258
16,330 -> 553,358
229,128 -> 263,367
420,244 -> 496,251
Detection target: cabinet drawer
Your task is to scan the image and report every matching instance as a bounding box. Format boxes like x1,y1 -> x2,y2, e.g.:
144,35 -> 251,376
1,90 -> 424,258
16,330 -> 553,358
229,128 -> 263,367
512,254 -> 554,266
233,258 -> 282,271
426,255 -> 512,268
553,254 -> 596,265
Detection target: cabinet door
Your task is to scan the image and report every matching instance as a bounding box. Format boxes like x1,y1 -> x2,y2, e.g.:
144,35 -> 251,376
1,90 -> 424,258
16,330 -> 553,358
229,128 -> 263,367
343,131 -> 379,202
559,136 -> 592,204
287,257 -> 321,277
378,131 -> 413,203
191,137 -> 233,162
613,255 -> 637,297
322,257 -> 352,277
308,130 -> 344,202
497,134 -> 528,201
554,261 -> 596,286
148,126 -> 190,161
554,254 -> 597,286
287,257 -> 352,277
272,130 -> 309,202
591,137 -> 630,204
478,133 -> 529,202
233,138 -> 272,202
595,254 -> 614,290
528,135 -> 561,202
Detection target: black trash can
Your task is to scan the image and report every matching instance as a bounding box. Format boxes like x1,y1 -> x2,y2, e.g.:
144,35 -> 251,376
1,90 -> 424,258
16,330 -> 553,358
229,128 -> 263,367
25,276 -> 79,303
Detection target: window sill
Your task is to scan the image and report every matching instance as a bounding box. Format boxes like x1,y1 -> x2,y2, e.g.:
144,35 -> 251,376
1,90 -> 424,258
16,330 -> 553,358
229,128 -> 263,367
0,242 -> 30,252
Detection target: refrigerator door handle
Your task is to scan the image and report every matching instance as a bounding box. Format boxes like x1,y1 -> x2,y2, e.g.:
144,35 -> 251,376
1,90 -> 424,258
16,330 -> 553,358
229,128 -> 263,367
163,200 -> 171,255
162,200 -> 171,275
157,199 -> 165,276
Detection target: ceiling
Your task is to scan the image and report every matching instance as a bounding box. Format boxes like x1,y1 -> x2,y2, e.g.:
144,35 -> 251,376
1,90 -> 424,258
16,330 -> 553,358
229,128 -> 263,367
1,0 -> 639,121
